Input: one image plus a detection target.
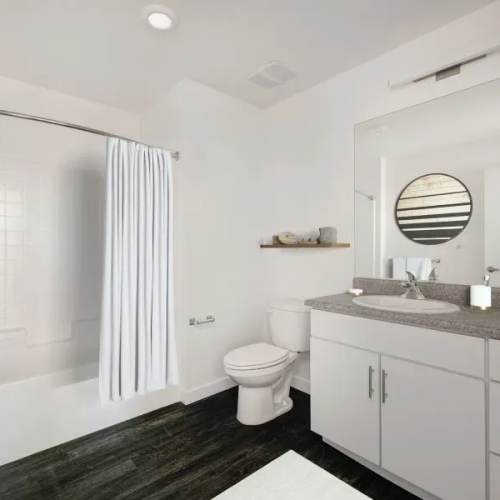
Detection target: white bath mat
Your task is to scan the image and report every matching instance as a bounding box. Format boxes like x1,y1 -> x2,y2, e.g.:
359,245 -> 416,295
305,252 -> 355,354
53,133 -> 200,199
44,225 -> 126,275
214,450 -> 371,499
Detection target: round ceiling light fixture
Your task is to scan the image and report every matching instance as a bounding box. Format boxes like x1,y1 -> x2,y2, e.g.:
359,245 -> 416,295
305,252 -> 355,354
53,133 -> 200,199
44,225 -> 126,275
143,4 -> 177,31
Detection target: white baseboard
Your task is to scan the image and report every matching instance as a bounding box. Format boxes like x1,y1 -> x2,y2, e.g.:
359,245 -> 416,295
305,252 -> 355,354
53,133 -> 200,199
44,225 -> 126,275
291,375 -> 310,394
182,376 -> 237,405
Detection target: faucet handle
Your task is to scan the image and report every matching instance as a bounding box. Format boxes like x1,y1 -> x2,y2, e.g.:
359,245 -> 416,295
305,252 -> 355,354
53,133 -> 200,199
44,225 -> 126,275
406,271 -> 417,283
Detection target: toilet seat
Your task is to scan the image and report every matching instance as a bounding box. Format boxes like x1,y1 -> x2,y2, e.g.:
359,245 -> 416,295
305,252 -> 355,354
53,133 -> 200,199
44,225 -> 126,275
224,342 -> 289,370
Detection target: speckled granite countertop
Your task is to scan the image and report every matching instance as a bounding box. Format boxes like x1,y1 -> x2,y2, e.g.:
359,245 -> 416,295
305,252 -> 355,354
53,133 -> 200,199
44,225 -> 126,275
305,293 -> 500,340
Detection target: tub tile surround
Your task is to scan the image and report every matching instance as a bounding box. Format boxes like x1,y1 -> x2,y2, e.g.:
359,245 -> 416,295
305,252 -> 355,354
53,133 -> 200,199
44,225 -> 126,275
305,278 -> 500,340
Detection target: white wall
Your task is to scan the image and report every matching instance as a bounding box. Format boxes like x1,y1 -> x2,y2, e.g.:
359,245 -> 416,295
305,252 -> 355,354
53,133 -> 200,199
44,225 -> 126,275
0,75 -> 179,465
141,79 -> 266,402
485,166 -> 500,287
355,130 -> 389,279
260,1 -> 500,384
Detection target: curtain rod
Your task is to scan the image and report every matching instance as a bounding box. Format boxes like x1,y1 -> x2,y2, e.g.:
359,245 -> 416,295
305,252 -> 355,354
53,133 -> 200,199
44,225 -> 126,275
0,108 -> 180,161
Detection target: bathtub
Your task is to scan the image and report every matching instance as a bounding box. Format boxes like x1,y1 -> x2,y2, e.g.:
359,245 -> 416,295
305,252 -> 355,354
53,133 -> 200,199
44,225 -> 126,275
0,329 -> 179,466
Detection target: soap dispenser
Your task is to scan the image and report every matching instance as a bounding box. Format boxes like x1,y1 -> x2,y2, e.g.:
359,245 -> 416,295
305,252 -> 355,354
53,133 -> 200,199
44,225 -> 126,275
470,266 -> 499,310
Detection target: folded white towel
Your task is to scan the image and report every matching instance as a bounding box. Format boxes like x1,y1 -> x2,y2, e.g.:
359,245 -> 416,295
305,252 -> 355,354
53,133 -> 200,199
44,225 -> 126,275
392,257 -> 407,279
392,257 -> 433,280
406,257 -> 433,280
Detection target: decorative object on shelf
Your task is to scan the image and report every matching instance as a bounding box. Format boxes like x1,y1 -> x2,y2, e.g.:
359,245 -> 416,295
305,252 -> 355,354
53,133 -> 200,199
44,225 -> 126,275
261,227 -> 349,249
302,229 -> 320,244
319,226 -> 337,244
277,232 -> 298,245
297,230 -> 320,245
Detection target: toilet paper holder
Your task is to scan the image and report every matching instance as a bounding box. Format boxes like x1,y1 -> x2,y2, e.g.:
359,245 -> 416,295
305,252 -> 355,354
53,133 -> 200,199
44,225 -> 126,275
189,315 -> 216,327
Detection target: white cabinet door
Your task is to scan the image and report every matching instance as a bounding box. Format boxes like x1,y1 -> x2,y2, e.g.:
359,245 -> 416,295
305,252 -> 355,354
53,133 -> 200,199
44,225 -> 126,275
381,356 -> 485,500
311,337 -> 380,464
491,453 -> 500,500
490,382 -> 500,454
490,339 -> 500,382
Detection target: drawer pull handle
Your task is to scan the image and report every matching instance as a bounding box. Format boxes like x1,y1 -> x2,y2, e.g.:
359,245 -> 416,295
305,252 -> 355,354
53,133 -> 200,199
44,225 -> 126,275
382,369 -> 388,404
368,365 -> 374,399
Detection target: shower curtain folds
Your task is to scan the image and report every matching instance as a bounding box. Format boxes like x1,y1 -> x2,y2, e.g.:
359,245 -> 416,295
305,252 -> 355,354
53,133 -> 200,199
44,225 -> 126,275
99,138 -> 177,402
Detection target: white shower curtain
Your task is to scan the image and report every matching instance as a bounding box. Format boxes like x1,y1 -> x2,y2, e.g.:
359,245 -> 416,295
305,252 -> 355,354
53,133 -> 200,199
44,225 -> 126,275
99,138 -> 178,402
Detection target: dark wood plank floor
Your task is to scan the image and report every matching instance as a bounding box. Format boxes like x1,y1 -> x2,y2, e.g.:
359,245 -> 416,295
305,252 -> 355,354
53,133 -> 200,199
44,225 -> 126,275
0,388 -> 420,499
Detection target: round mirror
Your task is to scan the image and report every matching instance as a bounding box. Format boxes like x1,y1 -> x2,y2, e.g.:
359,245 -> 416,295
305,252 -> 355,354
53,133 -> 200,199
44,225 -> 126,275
395,174 -> 472,245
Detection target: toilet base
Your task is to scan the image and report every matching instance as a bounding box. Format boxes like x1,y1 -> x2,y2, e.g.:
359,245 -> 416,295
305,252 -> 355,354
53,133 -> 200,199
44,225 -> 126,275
228,351 -> 298,426
236,386 -> 293,425
275,396 -> 293,418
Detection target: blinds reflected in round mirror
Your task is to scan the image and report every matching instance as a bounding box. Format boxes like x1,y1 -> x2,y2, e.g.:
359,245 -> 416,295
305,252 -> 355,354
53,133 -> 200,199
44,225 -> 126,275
395,174 -> 472,245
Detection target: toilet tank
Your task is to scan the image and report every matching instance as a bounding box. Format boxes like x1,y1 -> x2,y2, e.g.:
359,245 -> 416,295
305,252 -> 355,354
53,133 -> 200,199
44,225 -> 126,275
268,299 -> 311,352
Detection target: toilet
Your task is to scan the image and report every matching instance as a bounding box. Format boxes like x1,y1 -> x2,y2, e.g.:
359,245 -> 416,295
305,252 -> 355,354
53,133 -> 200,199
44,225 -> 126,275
223,299 -> 311,425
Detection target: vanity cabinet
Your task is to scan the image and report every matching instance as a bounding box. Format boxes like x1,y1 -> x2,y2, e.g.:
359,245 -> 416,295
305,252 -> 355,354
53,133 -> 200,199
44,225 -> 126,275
311,310 -> 486,500
310,338 -> 379,464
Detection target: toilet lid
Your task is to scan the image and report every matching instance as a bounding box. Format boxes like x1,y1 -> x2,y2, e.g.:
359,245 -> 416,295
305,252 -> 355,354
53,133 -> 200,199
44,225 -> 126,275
224,342 -> 289,370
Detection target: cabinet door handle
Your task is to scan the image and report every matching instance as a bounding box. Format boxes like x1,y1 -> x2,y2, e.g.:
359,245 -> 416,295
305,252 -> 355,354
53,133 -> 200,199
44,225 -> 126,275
382,369 -> 388,403
368,365 -> 374,399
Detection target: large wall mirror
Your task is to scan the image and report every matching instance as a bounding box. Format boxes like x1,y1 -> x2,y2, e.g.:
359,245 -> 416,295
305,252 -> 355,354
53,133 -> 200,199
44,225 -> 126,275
355,78 -> 500,286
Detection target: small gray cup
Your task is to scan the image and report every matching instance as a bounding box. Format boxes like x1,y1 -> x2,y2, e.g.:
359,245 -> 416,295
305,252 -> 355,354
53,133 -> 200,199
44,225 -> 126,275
319,226 -> 337,244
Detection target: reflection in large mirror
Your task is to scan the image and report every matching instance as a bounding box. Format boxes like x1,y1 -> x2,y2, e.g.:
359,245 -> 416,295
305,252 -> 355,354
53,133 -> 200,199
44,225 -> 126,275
355,79 -> 500,286
395,173 -> 473,245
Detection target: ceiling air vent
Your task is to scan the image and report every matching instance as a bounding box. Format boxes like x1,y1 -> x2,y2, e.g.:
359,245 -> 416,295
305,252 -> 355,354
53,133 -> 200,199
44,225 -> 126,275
248,61 -> 296,89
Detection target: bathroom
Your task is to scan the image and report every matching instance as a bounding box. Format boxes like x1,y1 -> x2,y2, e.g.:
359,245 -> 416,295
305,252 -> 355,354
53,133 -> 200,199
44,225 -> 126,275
1,1 -> 500,499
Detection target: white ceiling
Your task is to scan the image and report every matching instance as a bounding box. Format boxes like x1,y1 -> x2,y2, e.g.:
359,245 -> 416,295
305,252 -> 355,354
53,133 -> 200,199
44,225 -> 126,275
0,0 -> 493,112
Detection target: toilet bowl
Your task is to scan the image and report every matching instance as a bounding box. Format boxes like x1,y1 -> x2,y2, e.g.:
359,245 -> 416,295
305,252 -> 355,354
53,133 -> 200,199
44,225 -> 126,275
223,299 -> 311,425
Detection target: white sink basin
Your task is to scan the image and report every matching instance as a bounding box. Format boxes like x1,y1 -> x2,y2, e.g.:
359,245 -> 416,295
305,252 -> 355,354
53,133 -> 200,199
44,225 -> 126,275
353,295 -> 459,314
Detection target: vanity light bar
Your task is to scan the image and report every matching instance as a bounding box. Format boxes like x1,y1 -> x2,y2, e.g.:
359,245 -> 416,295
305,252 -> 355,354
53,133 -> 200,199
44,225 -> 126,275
388,43 -> 500,89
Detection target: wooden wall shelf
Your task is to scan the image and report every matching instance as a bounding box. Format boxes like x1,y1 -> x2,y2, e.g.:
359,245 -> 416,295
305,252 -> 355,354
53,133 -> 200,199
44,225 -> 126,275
260,243 -> 351,249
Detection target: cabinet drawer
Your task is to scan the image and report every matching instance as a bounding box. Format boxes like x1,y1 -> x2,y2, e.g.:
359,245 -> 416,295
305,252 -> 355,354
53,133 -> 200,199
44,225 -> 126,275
491,453 -> 500,500
490,340 -> 500,382
491,382 -> 500,454
312,310 -> 484,377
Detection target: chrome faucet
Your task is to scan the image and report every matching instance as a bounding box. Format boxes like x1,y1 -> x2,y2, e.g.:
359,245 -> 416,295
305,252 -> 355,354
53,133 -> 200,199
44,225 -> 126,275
401,271 -> 426,300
